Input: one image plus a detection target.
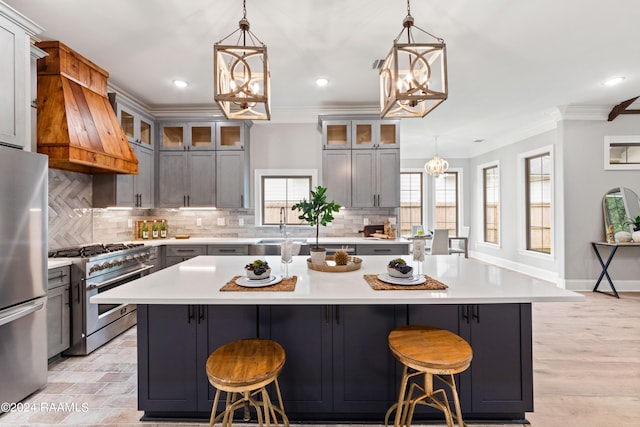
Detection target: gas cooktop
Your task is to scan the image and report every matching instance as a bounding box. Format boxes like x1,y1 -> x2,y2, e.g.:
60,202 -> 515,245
48,242 -> 145,258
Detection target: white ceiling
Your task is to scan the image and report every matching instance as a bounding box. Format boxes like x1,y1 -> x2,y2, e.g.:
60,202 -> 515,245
7,0 -> 640,159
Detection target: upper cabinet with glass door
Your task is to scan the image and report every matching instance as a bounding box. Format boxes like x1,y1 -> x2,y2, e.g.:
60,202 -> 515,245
320,116 -> 400,150
216,122 -> 249,150
352,120 -> 400,149
109,93 -> 155,148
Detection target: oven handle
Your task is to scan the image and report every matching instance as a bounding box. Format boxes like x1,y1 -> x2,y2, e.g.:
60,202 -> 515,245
86,265 -> 154,290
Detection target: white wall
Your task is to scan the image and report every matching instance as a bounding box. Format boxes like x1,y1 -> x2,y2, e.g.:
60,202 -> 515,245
468,130 -> 560,281
561,115 -> 640,291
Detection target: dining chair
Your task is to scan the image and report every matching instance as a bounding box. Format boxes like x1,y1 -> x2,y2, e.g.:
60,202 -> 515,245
449,226 -> 470,256
426,229 -> 450,255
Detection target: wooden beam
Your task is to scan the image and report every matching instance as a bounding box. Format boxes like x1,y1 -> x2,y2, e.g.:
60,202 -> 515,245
608,96 -> 640,121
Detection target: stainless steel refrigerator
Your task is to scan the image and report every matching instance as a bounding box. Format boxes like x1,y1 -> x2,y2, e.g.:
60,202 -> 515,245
0,145 -> 48,406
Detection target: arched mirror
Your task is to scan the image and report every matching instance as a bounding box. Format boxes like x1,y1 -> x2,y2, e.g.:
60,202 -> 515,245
602,187 -> 640,237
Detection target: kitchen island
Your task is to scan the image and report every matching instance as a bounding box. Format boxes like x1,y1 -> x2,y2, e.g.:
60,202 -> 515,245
92,255 -> 582,423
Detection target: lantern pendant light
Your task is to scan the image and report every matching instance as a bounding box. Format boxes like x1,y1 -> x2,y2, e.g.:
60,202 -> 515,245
214,0 -> 270,120
380,0 -> 448,119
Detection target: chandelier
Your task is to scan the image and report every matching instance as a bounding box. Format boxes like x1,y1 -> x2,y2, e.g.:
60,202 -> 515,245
214,0 -> 270,120
380,0 -> 448,119
424,137 -> 449,177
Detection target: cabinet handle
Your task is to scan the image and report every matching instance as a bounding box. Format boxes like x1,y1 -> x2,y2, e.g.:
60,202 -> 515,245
198,305 -> 205,323
472,305 -> 480,323
187,195 -> 190,206
187,305 -> 195,324
461,305 -> 470,324
240,195 -> 244,206
373,248 -> 391,253
373,195 -> 376,206
325,306 -> 330,324
335,306 -> 340,325
65,287 -> 70,307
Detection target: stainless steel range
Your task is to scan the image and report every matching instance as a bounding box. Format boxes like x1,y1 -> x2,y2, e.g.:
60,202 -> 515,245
49,243 -> 153,355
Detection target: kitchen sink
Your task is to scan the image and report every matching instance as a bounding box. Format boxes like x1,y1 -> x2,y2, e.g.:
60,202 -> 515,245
256,238 -> 307,244
249,238 -> 309,255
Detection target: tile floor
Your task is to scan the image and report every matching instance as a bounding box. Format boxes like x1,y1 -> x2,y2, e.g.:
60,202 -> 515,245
0,291 -> 638,427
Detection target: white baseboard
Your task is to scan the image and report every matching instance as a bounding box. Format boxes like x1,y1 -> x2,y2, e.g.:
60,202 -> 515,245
470,251 -> 640,292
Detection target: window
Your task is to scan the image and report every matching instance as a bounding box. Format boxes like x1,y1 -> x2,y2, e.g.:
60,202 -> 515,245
261,176 -> 312,225
604,136 -> 640,170
400,172 -> 423,236
483,165 -> 499,244
434,172 -> 458,236
525,153 -> 552,254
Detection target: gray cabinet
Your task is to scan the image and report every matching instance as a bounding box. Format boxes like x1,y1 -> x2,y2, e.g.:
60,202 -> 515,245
321,116 -> 400,208
0,4 -> 42,149
93,143 -> 154,208
258,304 -> 403,419
322,150 -> 351,208
158,151 -> 215,208
109,93 -> 155,148
46,266 -> 70,359
407,304 -> 533,418
137,304 -> 257,415
216,150 -> 248,208
207,245 -> 249,255
164,245 -> 207,267
157,120 -> 249,208
355,244 -> 409,255
352,149 -> 400,208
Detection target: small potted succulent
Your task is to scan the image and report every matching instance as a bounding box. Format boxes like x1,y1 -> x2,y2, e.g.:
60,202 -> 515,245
244,259 -> 271,280
291,186 -> 341,264
387,258 -> 414,278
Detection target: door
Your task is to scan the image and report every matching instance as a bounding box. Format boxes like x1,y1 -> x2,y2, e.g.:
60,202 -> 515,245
259,305 -> 333,414
377,149 -> 400,207
158,151 -> 187,207
216,151 -> 245,208
322,150 -> 351,208
332,305 -> 403,413
351,150 -> 376,208
0,297 -> 47,405
188,151 -> 216,207
462,304 -> 533,414
196,305 -> 258,411
135,145 -> 154,207
137,305 -> 198,412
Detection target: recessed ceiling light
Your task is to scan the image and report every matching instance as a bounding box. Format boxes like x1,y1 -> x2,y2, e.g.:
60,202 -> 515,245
473,139 -> 485,143
604,76 -> 626,87
173,80 -> 188,88
315,78 -> 329,87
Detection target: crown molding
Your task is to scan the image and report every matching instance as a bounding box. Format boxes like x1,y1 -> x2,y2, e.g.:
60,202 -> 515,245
557,105 -> 610,121
0,2 -> 45,35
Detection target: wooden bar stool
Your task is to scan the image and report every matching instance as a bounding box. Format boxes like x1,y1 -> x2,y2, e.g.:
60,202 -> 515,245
206,339 -> 289,427
385,325 -> 473,427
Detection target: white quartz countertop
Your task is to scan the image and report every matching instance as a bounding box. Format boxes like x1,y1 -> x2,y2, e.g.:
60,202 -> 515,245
48,259 -> 72,269
133,237 -> 410,246
91,255 -> 584,305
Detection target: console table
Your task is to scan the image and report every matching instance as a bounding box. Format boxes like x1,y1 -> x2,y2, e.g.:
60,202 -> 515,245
591,241 -> 640,298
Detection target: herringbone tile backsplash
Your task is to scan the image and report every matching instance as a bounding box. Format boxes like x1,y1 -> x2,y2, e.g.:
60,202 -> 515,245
48,169 -> 398,250
48,169 -> 93,249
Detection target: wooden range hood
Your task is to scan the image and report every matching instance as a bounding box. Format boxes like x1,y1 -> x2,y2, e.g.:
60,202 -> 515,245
36,41 -> 138,174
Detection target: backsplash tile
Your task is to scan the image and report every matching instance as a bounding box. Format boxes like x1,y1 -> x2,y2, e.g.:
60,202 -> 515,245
47,171 -> 399,248
48,169 -> 93,249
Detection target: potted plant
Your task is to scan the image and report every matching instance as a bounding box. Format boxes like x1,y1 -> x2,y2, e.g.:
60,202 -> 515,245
624,215 -> 640,242
291,185 -> 341,264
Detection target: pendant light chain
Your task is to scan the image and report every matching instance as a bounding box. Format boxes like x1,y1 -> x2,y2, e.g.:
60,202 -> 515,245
243,0 -> 247,19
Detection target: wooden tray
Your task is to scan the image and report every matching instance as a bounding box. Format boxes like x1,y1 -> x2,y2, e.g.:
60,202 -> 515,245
307,255 -> 362,272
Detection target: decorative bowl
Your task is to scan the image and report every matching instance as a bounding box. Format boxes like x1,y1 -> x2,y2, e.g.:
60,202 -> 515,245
246,268 -> 271,280
387,266 -> 414,278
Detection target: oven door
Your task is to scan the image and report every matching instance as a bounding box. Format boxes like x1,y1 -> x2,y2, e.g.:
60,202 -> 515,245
85,265 -> 152,335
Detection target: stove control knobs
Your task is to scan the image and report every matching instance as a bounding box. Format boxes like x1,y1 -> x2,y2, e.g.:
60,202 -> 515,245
89,265 -> 100,274
101,262 -> 112,270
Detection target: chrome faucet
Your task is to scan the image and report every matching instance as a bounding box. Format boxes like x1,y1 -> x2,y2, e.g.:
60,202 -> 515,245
279,207 -> 287,237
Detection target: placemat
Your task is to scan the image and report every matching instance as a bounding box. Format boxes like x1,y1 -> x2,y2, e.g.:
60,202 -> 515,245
220,276 -> 297,292
363,274 -> 448,291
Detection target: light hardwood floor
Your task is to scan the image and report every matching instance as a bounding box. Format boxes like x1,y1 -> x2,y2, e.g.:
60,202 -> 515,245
0,291 -> 638,427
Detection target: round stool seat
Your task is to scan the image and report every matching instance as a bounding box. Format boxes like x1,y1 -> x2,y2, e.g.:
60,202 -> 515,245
206,339 -> 285,392
388,325 -> 472,374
